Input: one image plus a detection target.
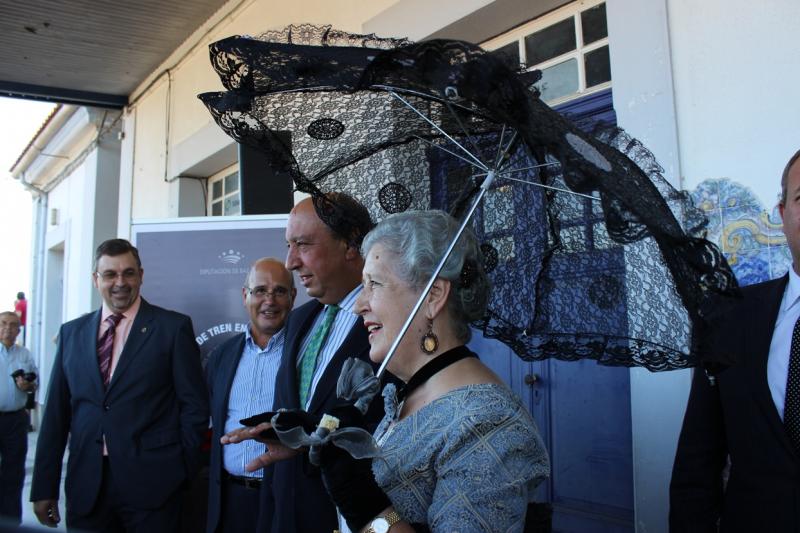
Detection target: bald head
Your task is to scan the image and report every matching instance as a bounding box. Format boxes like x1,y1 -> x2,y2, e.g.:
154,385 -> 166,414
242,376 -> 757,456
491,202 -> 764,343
782,149 -> 800,205
0,311 -> 21,348
243,258 -> 296,347
245,258 -> 294,290
285,197 -> 365,304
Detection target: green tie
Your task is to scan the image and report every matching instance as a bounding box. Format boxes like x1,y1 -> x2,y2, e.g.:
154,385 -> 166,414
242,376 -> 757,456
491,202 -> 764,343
298,304 -> 340,406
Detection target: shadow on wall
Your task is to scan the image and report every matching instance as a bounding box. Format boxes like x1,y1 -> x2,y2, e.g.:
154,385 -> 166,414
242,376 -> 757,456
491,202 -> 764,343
691,178 -> 790,286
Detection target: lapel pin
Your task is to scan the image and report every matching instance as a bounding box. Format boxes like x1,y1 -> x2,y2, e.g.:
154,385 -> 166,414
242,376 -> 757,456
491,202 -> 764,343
141,327 -> 147,333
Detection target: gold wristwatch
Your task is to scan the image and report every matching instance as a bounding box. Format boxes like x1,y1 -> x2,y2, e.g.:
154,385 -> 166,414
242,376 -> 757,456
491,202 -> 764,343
365,510 -> 401,533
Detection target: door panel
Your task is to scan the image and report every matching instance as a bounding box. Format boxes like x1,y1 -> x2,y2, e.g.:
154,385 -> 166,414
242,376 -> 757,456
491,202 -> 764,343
469,331 -> 633,532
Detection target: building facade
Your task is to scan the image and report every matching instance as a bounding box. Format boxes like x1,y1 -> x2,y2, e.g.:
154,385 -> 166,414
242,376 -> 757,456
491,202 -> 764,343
12,0 -> 800,531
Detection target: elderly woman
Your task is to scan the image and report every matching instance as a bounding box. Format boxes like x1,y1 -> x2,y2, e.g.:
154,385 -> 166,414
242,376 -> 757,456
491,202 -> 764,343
320,209 -> 549,533
226,210 -> 549,533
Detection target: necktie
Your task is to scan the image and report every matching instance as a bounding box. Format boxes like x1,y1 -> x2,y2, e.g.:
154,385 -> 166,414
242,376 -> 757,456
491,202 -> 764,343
97,314 -> 124,387
298,305 -> 340,406
785,316 -> 800,451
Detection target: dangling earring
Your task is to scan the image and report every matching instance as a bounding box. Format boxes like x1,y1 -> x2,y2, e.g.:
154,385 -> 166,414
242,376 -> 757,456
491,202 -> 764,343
420,318 -> 439,355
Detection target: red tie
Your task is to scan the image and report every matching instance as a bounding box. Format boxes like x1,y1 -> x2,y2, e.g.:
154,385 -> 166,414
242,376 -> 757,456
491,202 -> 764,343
97,314 -> 124,387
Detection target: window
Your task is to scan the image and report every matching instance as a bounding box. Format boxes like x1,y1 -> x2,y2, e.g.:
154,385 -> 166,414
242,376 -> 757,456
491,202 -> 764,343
208,167 -> 241,216
483,0 -> 611,105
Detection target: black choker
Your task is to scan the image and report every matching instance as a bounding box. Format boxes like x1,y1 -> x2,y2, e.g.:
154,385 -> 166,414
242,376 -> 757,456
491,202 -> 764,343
396,346 -> 477,403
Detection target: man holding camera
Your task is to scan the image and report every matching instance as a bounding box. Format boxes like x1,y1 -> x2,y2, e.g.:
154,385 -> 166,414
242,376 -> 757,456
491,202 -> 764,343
0,311 -> 36,525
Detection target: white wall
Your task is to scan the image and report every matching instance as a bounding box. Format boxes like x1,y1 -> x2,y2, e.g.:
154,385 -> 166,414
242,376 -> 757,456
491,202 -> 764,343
606,1 -> 688,531
125,0 -> 399,222
668,0 -> 800,208
45,158 -> 96,321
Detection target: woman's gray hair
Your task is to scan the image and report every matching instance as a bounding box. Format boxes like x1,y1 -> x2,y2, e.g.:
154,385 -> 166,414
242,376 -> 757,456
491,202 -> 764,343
361,210 -> 490,343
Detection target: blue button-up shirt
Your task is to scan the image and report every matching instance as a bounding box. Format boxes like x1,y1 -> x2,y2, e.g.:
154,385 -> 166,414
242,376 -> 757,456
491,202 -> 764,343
223,327 -> 285,477
0,343 -> 36,412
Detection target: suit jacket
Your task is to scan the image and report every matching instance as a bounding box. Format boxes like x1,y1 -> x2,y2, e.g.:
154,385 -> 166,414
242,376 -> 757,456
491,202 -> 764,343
267,298 -> 387,533
30,299 -> 209,518
205,332 -> 274,533
670,275 -> 800,532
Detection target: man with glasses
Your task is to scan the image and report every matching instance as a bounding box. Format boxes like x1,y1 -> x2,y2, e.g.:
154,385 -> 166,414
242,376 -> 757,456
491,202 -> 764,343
205,258 -> 296,533
30,238 -> 209,532
0,311 -> 36,525
222,193 -> 389,533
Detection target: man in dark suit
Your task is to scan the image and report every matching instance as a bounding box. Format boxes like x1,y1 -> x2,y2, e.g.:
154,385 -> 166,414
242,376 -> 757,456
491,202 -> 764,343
670,148 -> 800,532
30,238 -> 209,532
223,193 -> 385,533
205,258 -> 295,533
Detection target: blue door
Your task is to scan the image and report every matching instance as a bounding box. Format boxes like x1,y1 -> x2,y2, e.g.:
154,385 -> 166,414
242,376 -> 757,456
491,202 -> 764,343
467,89 -> 634,532
470,333 -> 634,532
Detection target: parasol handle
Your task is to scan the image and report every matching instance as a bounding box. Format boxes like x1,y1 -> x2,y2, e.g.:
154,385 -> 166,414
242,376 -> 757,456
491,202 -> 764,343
376,171 -> 497,380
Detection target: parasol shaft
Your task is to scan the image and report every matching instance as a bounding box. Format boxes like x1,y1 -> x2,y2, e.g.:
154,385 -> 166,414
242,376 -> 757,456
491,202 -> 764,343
376,170 -> 497,379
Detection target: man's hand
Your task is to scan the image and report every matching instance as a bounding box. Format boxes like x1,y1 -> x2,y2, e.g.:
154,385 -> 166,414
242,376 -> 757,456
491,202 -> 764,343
15,376 -> 34,392
220,423 -> 299,470
245,442 -> 299,471
33,499 -> 60,527
220,422 -> 272,445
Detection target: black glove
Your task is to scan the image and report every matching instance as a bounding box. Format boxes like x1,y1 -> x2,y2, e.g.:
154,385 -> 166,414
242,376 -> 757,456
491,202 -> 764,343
271,409 -> 319,433
319,403 -> 391,532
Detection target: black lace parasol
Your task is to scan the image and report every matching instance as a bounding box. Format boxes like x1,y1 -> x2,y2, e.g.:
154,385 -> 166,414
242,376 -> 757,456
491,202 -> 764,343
198,24 -> 737,371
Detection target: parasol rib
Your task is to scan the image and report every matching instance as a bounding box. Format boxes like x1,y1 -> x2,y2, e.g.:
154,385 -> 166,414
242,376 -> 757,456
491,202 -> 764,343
413,135 -> 487,170
388,91 -> 489,172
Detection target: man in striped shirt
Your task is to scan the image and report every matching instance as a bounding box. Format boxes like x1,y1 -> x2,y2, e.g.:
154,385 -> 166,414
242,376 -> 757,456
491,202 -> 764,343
205,258 -> 296,533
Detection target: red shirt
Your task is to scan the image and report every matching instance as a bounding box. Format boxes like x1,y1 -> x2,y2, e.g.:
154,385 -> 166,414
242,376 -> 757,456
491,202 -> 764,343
14,300 -> 26,326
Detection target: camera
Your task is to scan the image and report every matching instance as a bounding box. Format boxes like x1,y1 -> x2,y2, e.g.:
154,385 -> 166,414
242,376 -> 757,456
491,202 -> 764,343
10,369 -> 37,382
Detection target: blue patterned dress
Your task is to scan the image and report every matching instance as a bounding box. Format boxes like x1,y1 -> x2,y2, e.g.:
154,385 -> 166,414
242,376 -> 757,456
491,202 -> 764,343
372,382 -> 550,532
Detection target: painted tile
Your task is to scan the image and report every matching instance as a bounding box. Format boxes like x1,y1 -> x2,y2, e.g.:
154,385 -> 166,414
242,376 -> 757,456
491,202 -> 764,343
769,244 -> 792,279
726,248 -> 770,286
690,178 -> 786,286
690,179 -> 720,212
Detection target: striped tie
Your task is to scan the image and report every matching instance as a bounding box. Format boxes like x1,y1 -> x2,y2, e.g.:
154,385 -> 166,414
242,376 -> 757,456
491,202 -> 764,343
298,305 -> 340,407
97,314 -> 124,387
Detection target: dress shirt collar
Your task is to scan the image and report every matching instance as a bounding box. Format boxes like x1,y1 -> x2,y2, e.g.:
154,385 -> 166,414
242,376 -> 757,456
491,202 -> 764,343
101,296 -> 142,322
783,267 -> 800,314
0,342 -> 16,356
245,325 -> 286,352
334,284 -> 362,315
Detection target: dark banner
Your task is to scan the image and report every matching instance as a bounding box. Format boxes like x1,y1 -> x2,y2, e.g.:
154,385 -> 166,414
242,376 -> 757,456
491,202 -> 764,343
133,218 -> 309,364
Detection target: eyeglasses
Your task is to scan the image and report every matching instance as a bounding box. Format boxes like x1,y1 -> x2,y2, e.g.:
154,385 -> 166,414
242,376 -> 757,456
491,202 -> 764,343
95,269 -> 140,282
245,285 -> 291,300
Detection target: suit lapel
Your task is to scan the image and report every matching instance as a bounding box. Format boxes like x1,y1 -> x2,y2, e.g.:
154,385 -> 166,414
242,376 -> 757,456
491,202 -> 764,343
81,309 -> 105,397
106,299 -> 156,394
746,275 -> 796,456
281,301 -> 322,409
308,316 -> 368,415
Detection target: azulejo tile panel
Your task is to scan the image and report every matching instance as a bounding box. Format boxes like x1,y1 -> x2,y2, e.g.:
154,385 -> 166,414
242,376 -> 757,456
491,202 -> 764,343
690,178 -> 788,286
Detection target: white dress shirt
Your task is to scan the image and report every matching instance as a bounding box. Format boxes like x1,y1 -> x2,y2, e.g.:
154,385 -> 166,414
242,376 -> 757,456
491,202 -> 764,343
767,267 -> 800,420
